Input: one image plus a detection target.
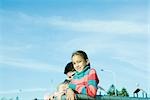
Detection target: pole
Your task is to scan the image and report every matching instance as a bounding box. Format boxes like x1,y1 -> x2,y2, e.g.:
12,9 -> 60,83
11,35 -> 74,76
101,69 -> 117,96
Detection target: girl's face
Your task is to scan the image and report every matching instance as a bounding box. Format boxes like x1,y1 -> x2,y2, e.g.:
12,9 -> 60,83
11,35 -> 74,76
72,54 -> 88,72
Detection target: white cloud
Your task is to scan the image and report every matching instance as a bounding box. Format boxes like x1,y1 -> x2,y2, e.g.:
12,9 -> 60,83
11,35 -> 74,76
0,56 -> 63,73
1,10 -> 148,34
0,88 -> 47,94
49,17 -> 148,34
0,44 -> 33,51
62,36 -> 149,72
112,56 -> 149,72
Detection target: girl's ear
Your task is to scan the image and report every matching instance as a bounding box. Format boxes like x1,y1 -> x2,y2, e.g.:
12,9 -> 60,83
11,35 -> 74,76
86,59 -> 90,65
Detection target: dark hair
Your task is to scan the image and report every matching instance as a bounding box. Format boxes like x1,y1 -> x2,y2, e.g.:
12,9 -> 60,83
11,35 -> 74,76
72,50 -> 90,66
64,62 -> 75,74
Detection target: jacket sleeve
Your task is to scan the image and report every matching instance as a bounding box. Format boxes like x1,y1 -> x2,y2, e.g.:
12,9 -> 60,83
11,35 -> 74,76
69,68 -> 99,97
85,68 -> 99,97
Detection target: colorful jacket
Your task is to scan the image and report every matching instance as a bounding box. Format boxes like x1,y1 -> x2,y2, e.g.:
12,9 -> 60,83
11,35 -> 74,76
68,66 -> 99,97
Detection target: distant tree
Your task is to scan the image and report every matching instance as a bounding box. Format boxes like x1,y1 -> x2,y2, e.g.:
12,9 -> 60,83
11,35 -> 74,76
9,98 -> 13,100
16,96 -> 19,100
116,89 -> 119,96
107,84 -> 115,96
1,97 -> 7,100
118,88 -> 129,97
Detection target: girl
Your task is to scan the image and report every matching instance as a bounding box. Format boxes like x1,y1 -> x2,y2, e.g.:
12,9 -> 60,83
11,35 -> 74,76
66,50 -> 99,100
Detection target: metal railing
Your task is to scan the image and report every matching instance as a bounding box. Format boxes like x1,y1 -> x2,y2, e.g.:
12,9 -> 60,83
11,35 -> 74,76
33,94 -> 150,100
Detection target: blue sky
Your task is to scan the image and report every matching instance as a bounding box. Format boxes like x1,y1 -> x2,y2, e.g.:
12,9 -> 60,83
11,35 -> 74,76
0,0 -> 149,99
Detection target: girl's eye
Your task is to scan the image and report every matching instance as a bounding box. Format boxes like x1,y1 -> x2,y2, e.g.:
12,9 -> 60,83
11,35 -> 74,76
77,61 -> 81,63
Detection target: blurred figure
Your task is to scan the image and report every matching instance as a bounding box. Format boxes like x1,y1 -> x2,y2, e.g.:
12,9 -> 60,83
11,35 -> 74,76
44,62 -> 75,100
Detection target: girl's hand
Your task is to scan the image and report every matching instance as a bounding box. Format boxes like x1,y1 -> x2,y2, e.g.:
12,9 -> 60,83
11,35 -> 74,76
66,88 -> 75,100
44,93 -> 54,100
48,94 -> 55,100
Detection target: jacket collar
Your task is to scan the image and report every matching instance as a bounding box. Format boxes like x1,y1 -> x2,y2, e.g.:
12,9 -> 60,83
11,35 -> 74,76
76,66 -> 90,75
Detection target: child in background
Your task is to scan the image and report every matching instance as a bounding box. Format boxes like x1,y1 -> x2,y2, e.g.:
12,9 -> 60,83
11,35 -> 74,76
66,50 -> 99,100
44,62 -> 75,100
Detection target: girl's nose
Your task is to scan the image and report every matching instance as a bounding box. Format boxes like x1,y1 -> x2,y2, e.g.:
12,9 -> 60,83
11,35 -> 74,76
75,65 -> 79,68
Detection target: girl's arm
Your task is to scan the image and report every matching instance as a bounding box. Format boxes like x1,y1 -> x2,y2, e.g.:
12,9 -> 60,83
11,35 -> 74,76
69,69 -> 99,97
85,68 -> 99,97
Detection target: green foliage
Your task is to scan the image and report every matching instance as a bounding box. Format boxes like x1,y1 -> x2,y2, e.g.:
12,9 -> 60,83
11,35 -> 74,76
0,97 -> 14,100
107,84 -> 115,96
107,84 -> 129,97
118,88 -> 129,97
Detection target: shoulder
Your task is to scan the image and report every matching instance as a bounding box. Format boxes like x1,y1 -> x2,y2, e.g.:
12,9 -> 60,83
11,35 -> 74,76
89,68 -> 97,74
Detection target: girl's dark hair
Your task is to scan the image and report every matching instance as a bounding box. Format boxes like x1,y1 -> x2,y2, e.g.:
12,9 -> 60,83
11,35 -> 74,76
64,62 -> 75,74
72,50 -> 90,66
